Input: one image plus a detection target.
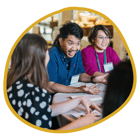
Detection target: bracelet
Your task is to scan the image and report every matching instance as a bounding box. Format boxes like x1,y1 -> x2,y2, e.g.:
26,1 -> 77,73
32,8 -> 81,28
91,76 -> 96,83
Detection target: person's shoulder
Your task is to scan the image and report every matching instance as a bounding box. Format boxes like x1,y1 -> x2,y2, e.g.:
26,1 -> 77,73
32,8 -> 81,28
81,45 -> 93,52
12,79 -> 39,92
7,79 -> 32,97
48,47 -> 59,57
22,80 -> 49,97
81,45 -> 94,55
106,47 -> 118,58
7,78 -> 24,91
106,46 -> 116,52
24,81 -> 39,91
7,79 -> 50,103
106,46 -> 114,50
77,50 -> 82,55
28,83 -> 51,102
16,80 -> 36,92
49,46 -> 57,53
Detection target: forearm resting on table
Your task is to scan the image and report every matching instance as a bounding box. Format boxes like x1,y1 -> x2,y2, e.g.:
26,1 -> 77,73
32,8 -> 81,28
57,113 -> 95,130
79,73 -> 91,82
79,72 -> 109,85
92,72 -> 109,84
93,72 -> 105,76
47,82 -> 83,94
57,117 -> 87,130
50,96 -> 88,130
50,96 -> 82,117
79,73 -> 105,83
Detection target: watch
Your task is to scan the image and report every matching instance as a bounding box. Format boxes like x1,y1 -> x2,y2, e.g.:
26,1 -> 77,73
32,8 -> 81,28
91,76 -> 96,83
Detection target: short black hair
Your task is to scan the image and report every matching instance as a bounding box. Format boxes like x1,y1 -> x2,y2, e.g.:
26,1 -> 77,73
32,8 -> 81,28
103,60 -> 133,117
60,22 -> 83,40
53,22 -> 83,46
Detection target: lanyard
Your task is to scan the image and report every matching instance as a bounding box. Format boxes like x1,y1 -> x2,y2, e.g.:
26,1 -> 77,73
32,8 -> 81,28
95,50 -> 107,73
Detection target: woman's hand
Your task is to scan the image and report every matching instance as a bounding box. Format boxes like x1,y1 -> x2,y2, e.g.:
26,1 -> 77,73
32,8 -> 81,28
56,96 -> 101,130
79,96 -> 101,113
93,73 -> 109,84
80,84 -> 102,95
76,112 -> 101,127
81,111 -> 101,122
58,111 -> 101,130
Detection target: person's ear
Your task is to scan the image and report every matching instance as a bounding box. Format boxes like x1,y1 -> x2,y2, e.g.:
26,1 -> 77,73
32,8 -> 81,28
92,39 -> 94,42
92,39 -> 95,45
59,38 -> 63,46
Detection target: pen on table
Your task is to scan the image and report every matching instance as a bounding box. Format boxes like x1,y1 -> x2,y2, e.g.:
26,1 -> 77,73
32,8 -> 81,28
70,114 -> 78,119
70,114 -> 101,120
70,114 -> 85,119
95,115 -> 101,117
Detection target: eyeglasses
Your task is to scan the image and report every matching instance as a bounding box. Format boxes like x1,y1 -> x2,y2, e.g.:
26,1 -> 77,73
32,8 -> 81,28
97,36 -> 110,41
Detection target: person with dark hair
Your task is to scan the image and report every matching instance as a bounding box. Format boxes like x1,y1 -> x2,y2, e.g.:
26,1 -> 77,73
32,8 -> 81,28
47,22 -> 107,95
81,25 -> 121,84
103,60 -> 133,117
7,33 -> 101,130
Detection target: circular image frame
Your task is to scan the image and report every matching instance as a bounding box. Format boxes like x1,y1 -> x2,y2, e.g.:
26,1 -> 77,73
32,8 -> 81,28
3,6 -> 137,133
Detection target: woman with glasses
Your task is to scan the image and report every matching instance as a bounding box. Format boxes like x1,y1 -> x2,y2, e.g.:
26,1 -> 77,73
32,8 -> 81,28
81,25 -> 121,84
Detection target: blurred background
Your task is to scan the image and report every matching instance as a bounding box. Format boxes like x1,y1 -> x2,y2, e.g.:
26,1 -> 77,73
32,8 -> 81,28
28,10 -> 128,60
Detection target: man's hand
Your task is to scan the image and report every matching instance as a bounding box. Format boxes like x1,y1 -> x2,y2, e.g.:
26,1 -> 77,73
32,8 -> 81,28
80,84 -> 102,95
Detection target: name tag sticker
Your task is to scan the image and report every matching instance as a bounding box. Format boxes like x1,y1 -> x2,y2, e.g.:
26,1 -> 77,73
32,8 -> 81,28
103,62 -> 114,73
70,74 -> 80,85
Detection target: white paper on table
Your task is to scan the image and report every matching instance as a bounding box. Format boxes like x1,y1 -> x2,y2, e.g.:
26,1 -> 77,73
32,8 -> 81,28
70,95 -> 102,101
70,109 -> 102,120
91,110 -> 102,117
70,112 -> 86,119
70,82 -> 94,87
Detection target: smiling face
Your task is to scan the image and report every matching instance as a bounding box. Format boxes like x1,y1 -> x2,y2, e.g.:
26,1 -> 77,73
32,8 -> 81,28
59,35 -> 81,58
93,30 -> 110,52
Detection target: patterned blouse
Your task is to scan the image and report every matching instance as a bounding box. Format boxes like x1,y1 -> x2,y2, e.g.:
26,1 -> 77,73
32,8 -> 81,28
7,79 -> 52,129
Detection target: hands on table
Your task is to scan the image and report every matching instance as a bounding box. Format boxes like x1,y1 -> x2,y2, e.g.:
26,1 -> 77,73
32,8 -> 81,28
93,73 -> 109,85
80,84 -> 102,95
56,96 -> 102,130
80,96 -> 101,113
82,111 -> 101,123
73,96 -> 102,126
78,96 -> 102,124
